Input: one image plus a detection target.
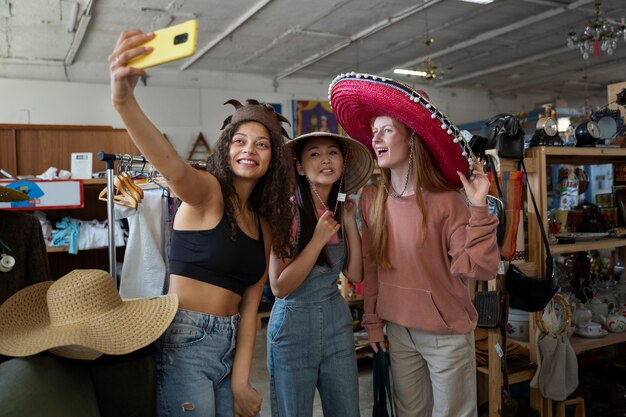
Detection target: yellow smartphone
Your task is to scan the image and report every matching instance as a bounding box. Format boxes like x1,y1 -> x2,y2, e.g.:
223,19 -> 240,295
128,19 -> 198,69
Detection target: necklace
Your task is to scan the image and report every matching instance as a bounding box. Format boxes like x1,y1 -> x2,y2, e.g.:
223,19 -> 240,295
307,171 -> 345,216
383,141 -> 414,199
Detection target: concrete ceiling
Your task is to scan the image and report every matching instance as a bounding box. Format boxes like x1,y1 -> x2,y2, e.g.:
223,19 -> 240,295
1,0 -> 626,103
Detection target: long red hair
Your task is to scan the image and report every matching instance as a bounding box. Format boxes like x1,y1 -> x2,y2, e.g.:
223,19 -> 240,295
367,118 -> 459,269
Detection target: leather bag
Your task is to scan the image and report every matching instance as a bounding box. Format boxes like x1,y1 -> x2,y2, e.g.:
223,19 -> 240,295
486,114 -> 525,159
474,289 -> 506,328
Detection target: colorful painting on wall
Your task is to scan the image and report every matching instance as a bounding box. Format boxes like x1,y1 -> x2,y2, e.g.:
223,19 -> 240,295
293,100 -> 344,137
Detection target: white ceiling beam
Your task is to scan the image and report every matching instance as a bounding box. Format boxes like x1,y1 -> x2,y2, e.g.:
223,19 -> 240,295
384,0 -> 596,75
434,46 -> 570,87
64,0 -> 93,66
275,0 -> 443,81
180,0 -> 272,71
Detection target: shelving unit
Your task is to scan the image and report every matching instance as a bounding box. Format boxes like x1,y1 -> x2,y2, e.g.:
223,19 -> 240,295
524,146 -> 626,416
0,124 -> 139,279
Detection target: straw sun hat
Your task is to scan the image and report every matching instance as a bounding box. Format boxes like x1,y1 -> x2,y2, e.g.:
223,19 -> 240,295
284,132 -> 375,195
0,184 -> 29,202
328,73 -> 475,188
0,269 -> 178,359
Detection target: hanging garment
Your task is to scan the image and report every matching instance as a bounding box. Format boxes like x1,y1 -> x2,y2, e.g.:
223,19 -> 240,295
0,211 -> 51,304
115,189 -> 167,298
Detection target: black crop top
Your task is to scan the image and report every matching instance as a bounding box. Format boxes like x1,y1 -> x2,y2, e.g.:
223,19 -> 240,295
168,215 -> 266,296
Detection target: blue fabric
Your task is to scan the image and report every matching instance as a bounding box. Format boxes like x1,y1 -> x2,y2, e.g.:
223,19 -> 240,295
52,217 -> 79,254
154,309 -> 239,417
267,242 -> 360,417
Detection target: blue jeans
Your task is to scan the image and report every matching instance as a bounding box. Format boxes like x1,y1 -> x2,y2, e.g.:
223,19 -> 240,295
154,309 -> 239,417
267,294 -> 360,417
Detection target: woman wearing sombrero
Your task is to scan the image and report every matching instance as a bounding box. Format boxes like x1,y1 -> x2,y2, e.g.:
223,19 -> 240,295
330,73 -> 499,417
267,132 -> 374,416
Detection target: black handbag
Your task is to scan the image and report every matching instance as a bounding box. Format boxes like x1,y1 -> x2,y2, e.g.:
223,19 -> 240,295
505,160 -> 558,312
486,114 -> 525,160
372,343 -> 395,417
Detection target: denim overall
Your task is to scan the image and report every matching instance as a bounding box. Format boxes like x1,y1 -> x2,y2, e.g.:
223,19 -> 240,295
267,237 -> 360,417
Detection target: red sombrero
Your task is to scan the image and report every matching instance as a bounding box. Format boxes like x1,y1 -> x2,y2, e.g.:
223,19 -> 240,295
329,73 -> 474,187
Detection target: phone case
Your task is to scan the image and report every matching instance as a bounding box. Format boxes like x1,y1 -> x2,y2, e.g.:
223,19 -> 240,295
128,19 -> 198,69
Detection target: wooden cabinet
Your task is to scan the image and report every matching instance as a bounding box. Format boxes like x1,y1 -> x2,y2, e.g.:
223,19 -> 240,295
0,124 -> 138,177
0,124 -> 139,279
524,146 -> 626,416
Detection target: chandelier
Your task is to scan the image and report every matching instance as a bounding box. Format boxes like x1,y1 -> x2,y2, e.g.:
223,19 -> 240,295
566,0 -> 626,60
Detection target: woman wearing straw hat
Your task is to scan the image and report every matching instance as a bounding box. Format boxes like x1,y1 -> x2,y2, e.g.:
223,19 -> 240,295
108,32 -> 293,417
330,73 -> 500,417
267,132 -> 374,417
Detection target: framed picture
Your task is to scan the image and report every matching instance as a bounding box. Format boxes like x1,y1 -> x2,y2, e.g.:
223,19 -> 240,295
293,100 -> 344,137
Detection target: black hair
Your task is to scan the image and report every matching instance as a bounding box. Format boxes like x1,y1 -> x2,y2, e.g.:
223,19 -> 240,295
293,137 -> 344,267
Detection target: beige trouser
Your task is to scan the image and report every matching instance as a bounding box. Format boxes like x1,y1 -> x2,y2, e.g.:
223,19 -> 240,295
386,322 -> 477,417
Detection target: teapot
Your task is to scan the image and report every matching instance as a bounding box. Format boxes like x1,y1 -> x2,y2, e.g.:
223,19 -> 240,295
572,303 -> 593,326
599,313 -> 626,333
586,298 -> 609,323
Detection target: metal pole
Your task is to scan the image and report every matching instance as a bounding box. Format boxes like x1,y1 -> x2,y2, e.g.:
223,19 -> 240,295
98,151 -> 117,283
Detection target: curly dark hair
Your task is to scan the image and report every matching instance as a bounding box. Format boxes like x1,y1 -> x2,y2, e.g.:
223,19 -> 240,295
206,120 -> 294,259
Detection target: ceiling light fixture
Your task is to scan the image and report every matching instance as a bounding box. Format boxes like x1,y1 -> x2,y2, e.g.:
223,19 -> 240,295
393,10 -> 451,80
394,68 -> 428,77
566,0 -> 626,60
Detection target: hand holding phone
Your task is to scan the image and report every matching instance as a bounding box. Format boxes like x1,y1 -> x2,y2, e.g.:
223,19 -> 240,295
128,19 -> 198,69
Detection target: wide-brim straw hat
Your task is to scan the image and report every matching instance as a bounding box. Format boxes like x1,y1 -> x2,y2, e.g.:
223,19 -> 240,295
329,73 -> 474,188
0,185 -> 29,202
0,269 -> 178,358
284,132 -> 375,195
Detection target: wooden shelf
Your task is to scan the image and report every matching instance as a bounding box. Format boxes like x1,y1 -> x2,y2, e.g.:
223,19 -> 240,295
477,366 -> 536,385
570,331 -> 626,355
526,146 -> 626,165
47,245 -> 109,253
522,144 -> 626,416
550,238 -> 626,254
82,178 -> 107,185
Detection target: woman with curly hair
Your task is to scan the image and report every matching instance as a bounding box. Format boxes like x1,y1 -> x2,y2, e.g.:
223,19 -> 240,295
109,30 -> 293,417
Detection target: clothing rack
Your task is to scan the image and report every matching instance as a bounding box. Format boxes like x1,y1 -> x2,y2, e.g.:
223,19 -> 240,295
97,151 -> 164,283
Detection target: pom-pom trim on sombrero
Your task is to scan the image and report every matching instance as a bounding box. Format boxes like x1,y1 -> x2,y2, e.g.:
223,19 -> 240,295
328,72 -> 475,188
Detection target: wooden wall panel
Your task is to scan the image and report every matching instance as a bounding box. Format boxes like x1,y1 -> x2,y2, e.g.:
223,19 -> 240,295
12,127 -> 139,176
0,129 -> 17,175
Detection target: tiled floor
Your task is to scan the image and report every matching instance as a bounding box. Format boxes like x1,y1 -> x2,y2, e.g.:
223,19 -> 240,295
250,324 -> 374,417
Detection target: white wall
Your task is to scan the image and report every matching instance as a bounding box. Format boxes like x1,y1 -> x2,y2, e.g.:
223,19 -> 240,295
0,72 -> 599,158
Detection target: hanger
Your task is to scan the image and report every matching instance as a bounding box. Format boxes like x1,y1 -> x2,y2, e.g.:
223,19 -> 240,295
119,171 -> 144,202
98,176 -> 139,209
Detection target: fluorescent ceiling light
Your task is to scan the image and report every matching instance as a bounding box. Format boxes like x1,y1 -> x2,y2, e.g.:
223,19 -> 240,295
458,0 -> 494,4
394,68 -> 428,77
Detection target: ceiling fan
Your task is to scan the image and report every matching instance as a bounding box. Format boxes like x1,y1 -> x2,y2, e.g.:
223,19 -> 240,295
393,11 -> 452,81
394,39 -> 451,80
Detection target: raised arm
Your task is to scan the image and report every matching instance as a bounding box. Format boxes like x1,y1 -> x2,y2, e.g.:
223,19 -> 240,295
108,30 -> 220,206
